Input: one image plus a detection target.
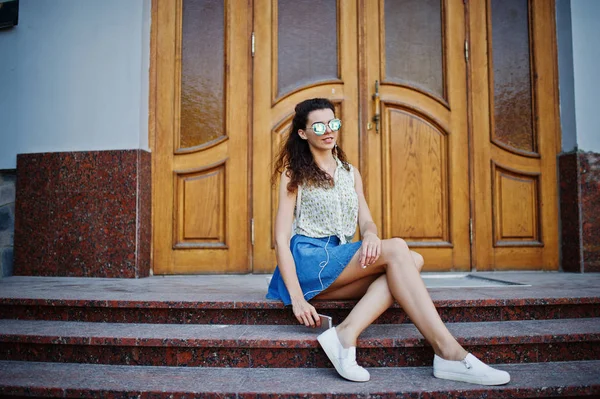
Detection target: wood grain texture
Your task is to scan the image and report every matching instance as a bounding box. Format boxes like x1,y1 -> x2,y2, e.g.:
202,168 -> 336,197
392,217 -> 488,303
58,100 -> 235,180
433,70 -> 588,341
152,0 -> 250,274
366,0 -> 469,271
470,0 -> 559,271
149,0 -> 561,274
175,163 -> 226,247
385,106 -> 447,242
252,0 -> 359,273
492,163 -> 542,246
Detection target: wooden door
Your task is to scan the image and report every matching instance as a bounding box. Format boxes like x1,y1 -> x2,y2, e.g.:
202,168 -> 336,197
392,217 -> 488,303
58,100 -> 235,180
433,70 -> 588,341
361,0 -> 471,271
469,0 -> 560,270
252,0 -> 360,272
151,0 -> 560,274
254,0 -> 470,272
152,0 -> 251,274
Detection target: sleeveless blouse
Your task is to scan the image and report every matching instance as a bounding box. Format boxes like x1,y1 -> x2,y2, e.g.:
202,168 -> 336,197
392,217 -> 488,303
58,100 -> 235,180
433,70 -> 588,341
294,159 -> 359,244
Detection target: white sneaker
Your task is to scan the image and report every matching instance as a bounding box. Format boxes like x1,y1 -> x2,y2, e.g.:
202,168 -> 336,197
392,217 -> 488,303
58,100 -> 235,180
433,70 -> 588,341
433,353 -> 510,385
317,327 -> 370,382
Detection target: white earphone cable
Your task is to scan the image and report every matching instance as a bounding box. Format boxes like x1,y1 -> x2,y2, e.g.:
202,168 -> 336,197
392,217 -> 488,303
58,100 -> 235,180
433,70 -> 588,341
303,235 -> 332,298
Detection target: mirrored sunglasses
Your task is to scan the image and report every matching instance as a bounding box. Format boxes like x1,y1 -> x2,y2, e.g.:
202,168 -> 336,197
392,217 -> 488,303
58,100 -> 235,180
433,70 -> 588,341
309,118 -> 342,136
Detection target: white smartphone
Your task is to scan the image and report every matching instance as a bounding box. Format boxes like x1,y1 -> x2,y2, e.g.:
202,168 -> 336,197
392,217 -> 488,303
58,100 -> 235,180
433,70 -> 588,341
317,313 -> 333,330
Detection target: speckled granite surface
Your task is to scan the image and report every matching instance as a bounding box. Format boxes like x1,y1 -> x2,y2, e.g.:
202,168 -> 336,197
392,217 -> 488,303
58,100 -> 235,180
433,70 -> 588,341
579,152 -> 600,272
0,318 -> 598,367
13,150 -> 151,278
1,272 -> 598,303
0,360 -> 598,398
559,151 -> 600,272
0,273 -> 598,397
0,273 -> 599,325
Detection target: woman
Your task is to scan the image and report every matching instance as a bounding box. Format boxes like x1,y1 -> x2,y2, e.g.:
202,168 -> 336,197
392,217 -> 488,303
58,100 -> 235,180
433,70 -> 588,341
267,98 -> 509,385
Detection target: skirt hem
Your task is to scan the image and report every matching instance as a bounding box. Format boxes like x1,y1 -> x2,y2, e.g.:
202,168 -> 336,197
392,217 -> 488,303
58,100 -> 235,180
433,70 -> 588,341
266,234 -> 362,306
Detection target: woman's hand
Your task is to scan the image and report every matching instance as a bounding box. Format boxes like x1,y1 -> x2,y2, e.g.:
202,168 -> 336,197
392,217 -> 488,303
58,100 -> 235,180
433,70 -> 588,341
292,298 -> 321,328
360,232 -> 381,268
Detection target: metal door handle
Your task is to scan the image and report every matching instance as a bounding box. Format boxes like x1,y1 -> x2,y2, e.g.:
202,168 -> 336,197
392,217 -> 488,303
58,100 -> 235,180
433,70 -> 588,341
372,80 -> 380,133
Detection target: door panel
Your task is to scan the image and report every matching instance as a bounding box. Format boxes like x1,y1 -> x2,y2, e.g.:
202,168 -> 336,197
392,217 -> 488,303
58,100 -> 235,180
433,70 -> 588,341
151,0 -> 560,274
153,0 -> 251,274
470,0 -> 559,270
253,0 -> 359,272
362,0 -> 470,271
383,105 -> 450,243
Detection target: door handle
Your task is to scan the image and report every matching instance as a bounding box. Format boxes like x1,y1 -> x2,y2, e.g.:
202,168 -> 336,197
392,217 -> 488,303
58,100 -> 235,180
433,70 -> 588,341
372,80 -> 380,133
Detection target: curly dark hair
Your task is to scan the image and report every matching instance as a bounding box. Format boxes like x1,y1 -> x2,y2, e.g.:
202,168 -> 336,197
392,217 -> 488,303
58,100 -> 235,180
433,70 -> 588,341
272,98 -> 351,193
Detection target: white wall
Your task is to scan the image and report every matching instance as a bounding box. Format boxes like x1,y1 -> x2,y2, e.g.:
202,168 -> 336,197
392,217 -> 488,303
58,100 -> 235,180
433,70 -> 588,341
558,0 -> 600,153
0,0 -> 151,170
556,0 -> 577,153
570,0 -> 600,152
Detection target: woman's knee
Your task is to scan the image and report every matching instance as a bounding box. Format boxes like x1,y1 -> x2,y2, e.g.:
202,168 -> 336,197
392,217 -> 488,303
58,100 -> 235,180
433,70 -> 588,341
386,237 -> 410,257
380,237 -> 411,266
411,250 -> 424,272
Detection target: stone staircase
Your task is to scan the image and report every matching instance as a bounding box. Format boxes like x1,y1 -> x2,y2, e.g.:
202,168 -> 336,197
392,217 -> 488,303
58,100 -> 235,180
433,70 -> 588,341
0,273 -> 599,398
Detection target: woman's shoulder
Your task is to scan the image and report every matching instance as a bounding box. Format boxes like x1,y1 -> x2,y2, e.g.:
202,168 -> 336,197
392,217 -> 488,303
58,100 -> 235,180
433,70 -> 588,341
348,164 -> 363,186
336,157 -> 354,171
280,169 -> 292,182
340,160 -> 359,176
337,161 -> 359,186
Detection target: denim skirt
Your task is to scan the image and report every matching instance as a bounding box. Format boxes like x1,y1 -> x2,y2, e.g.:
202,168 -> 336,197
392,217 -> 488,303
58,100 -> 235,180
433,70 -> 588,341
266,234 -> 362,305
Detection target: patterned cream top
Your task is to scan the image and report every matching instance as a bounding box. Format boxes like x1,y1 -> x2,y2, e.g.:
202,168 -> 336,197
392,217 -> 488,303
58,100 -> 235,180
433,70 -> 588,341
294,158 -> 359,244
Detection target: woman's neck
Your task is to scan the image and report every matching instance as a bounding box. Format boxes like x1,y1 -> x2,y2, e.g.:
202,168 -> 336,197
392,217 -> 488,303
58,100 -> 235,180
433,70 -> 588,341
310,148 -> 336,171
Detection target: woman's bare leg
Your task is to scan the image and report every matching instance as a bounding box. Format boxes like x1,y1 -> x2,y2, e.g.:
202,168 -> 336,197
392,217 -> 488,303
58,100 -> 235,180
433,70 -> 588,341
315,251 -> 423,347
316,274 -> 391,347
336,274 -> 393,347
321,240 -> 467,361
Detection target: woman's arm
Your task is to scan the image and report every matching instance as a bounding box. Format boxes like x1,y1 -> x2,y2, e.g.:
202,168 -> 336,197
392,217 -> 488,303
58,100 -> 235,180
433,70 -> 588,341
274,171 -> 320,327
354,168 -> 382,267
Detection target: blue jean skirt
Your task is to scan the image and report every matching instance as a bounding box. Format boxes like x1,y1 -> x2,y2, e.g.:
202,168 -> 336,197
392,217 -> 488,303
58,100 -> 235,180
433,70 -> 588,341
266,234 -> 362,305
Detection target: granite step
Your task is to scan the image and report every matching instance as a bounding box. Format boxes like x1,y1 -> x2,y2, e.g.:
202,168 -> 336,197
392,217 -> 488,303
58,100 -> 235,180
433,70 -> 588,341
2,274 -> 599,325
1,318 -> 599,368
2,296 -> 599,325
0,360 -> 598,398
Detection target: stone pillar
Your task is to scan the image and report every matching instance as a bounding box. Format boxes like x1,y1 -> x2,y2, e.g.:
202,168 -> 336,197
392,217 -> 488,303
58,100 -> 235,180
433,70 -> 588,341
559,151 -> 600,272
13,150 -> 151,278
556,1 -> 600,272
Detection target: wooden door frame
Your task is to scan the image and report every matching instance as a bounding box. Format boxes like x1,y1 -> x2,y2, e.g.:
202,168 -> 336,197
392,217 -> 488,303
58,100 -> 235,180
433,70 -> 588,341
358,0 -> 471,271
251,0 -> 360,273
467,0 -> 561,270
147,0 -> 563,274
148,0 -> 252,274
149,0 -> 158,272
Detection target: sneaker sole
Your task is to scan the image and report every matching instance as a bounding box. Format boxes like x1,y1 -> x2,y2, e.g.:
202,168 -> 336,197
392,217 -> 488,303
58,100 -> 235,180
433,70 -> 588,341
433,370 -> 510,386
317,334 -> 370,383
